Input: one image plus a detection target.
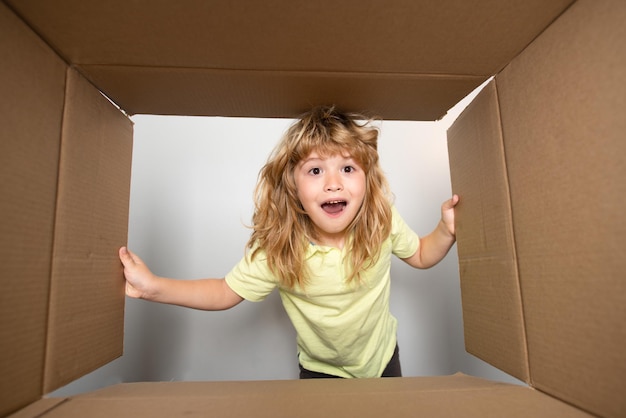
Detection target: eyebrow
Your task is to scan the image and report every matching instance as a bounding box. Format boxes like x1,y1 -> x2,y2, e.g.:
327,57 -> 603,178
300,157 -> 323,165
300,154 -> 355,165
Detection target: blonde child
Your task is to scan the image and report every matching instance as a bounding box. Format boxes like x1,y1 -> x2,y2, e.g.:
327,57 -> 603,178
119,105 -> 458,379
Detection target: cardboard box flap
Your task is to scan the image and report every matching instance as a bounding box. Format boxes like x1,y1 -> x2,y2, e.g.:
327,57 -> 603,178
44,67 -> 133,393
450,1 -> 626,417
13,375 -> 592,417
0,3 -> 67,416
5,0 -> 575,119
80,66 -> 485,120
497,0 -> 626,417
1,3 -> 133,415
447,80 -> 528,383
3,0 -> 624,417
8,398 -> 67,418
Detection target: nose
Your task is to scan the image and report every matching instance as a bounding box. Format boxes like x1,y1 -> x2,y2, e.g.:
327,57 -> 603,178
325,173 -> 343,192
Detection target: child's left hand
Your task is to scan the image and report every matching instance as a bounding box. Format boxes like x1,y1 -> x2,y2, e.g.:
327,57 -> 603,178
441,194 -> 459,237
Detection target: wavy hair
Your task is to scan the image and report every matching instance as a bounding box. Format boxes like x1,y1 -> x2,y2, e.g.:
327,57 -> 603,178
247,105 -> 393,289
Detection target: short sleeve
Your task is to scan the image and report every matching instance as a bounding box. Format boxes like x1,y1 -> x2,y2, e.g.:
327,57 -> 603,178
225,250 -> 279,302
390,206 -> 420,259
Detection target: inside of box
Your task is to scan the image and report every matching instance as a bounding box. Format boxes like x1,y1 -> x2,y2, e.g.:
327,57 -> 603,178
5,0 -> 576,120
2,1 -> 625,417
448,2 -> 626,417
30,376 -> 591,418
1,4 -> 133,416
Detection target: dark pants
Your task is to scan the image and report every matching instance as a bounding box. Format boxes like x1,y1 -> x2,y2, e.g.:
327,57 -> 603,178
299,344 -> 402,379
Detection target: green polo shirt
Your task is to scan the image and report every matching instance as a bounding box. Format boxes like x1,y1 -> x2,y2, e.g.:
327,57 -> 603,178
225,206 -> 420,378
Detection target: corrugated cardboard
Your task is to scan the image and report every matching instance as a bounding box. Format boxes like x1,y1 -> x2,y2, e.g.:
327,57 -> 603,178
0,3 -> 66,414
447,82 -> 528,382
5,0 -> 575,120
70,67 -> 485,121
0,1 -> 133,416
12,374 -> 591,418
44,67 -> 133,392
449,1 -> 626,416
2,0 -> 624,417
496,0 -> 626,414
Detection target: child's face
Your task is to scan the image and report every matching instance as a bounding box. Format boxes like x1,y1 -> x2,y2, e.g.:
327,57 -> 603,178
294,151 -> 366,247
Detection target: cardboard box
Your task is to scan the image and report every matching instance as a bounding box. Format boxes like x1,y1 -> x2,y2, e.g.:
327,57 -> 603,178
1,0 -> 624,416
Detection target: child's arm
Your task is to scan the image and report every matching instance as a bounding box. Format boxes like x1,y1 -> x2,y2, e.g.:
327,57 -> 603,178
119,247 -> 244,311
401,194 -> 459,269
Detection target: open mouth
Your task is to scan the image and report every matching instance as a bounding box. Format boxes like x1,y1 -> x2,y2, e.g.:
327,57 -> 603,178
321,200 -> 347,214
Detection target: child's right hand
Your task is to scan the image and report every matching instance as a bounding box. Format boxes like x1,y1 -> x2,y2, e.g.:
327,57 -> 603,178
119,246 -> 156,299
119,246 -> 244,310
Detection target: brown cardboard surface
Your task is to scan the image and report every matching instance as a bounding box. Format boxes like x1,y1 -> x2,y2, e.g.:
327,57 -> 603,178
16,375 -> 591,418
447,81 -> 528,383
2,0 -> 623,417
80,66 -> 483,120
496,0 -> 626,417
5,0 -> 575,120
8,398 -> 67,418
0,2 -> 67,417
44,68 -> 133,393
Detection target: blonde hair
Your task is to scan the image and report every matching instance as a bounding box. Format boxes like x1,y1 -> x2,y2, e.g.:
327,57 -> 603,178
248,105 -> 393,289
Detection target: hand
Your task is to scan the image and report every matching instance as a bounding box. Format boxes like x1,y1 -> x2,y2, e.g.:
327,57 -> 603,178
441,194 -> 459,237
119,246 -> 157,299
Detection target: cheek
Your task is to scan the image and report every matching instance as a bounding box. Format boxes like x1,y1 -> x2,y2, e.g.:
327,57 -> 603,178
353,175 -> 367,198
293,174 -> 304,198
294,179 -> 312,207
297,189 -> 315,209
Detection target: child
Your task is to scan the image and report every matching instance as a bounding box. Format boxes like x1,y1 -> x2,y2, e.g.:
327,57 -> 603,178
119,105 -> 458,379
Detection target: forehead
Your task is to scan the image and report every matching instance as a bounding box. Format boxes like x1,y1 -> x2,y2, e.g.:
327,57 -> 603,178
299,150 -> 354,163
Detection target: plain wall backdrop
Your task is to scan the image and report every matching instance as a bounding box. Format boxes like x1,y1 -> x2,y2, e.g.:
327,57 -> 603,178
52,85 -> 520,396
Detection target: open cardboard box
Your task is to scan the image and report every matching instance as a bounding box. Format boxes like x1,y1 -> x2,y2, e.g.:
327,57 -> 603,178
1,0 -> 624,416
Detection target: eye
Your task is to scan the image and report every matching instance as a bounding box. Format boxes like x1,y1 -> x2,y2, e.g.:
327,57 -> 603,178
343,166 -> 355,173
309,167 -> 321,175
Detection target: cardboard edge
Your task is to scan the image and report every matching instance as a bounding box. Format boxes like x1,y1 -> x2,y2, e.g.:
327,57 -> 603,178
491,77 -> 530,383
7,398 -> 69,418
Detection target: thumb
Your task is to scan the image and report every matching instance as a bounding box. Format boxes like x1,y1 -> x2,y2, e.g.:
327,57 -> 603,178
119,246 -> 139,267
447,194 -> 460,208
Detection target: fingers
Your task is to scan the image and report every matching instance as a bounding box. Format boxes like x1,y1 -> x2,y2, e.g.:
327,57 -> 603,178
441,195 -> 459,238
119,246 -> 134,266
119,247 -> 146,298
443,194 -> 460,209
450,194 -> 460,207
125,281 -> 141,299
119,246 -> 144,270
